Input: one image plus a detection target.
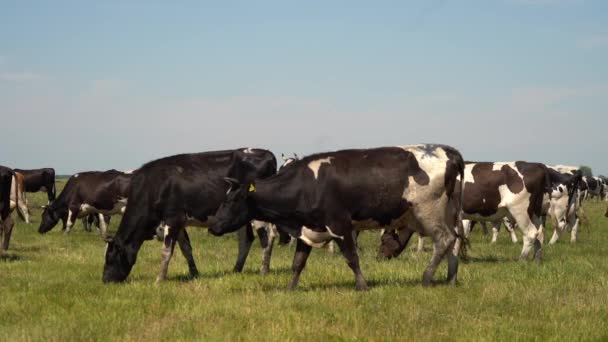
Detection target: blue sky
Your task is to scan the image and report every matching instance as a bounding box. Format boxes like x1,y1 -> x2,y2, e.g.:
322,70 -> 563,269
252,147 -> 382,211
1,0 -> 607,174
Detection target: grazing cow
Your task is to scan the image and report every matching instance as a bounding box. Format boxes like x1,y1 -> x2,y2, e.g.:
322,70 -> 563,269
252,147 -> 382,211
209,144 -> 465,290
10,172 -> 30,224
14,168 -> 56,203
0,166 -> 16,251
38,170 -> 133,236
102,148 -> 277,283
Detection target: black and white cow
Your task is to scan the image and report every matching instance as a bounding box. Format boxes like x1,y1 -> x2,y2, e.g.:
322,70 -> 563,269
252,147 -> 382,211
0,166 -> 16,251
14,168 -> 56,203
546,165 -> 583,244
582,176 -> 602,200
38,169 -> 133,236
389,161 -> 579,261
208,144 -> 465,290
102,148 -> 277,283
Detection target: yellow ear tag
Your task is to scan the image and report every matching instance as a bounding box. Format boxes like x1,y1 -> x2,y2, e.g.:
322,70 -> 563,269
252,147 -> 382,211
248,184 -> 256,193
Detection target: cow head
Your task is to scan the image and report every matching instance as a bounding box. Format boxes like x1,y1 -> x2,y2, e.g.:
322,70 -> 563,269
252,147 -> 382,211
102,236 -> 137,283
208,177 -> 253,236
38,206 -> 61,234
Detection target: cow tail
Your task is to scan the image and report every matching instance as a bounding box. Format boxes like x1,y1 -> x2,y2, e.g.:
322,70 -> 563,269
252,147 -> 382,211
13,173 -> 20,222
456,158 -> 468,259
51,179 -> 57,202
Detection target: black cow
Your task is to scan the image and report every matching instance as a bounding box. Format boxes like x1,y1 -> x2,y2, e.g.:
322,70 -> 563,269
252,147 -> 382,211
14,168 -> 56,203
0,166 -> 16,251
38,170 -> 133,236
102,148 -> 277,283
209,144 -> 465,290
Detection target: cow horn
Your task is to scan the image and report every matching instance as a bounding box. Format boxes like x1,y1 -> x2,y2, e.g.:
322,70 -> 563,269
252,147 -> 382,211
224,177 -> 240,186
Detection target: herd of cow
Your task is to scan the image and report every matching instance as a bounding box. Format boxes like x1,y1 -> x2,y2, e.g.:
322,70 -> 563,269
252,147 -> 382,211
1,144 -> 608,290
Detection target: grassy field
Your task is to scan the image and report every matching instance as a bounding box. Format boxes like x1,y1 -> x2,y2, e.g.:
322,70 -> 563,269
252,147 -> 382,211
1,180 -> 608,341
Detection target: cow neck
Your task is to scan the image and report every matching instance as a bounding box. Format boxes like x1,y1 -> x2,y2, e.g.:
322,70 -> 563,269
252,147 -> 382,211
249,177 -> 296,225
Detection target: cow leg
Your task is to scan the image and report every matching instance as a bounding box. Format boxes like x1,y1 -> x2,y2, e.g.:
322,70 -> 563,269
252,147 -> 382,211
177,229 -> 199,278
64,208 -> 79,234
233,223 -> 254,273
1,217 -> 15,251
97,213 -> 108,237
570,217 -> 580,243
416,235 -> 425,252
327,240 -> 335,254
422,226 -> 457,286
462,220 -> 472,238
504,219 -> 518,243
334,230 -> 368,291
260,224 -> 276,275
287,239 -> 312,290
82,216 -> 92,232
491,220 -> 501,243
514,214 -> 542,261
480,221 -> 489,235
157,223 -> 181,282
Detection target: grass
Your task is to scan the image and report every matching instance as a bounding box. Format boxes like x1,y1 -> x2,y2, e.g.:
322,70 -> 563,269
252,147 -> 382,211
1,180 -> 608,341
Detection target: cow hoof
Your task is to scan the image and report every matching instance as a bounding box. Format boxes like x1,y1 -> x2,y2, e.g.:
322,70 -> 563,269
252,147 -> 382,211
260,268 -> 269,276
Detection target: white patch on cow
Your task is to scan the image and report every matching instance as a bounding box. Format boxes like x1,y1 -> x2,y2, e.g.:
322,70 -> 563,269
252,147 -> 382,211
65,210 -> 74,232
74,174 -> 79,178
299,226 -> 332,248
492,164 -> 503,172
464,163 -> 475,183
123,170 -> 135,174
482,198 -> 486,204
78,201 -> 127,218
243,148 -> 254,154
307,157 -> 333,179
326,226 -> 344,240
399,145 -> 450,203
162,224 -> 170,238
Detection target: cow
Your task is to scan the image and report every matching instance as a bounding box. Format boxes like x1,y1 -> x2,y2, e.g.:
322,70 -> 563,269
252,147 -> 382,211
10,172 -> 30,224
102,148 -> 277,283
208,144 -> 466,290
0,166 -> 16,252
38,169 -> 133,236
582,176 -> 602,200
546,166 -> 583,244
14,168 -> 56,203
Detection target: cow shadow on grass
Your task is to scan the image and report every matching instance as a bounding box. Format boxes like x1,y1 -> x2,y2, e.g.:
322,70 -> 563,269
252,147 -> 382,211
0,253 -> 23,262
461,254 -> 508,264
166,265 -> 294,283
226,276 -> 461,293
